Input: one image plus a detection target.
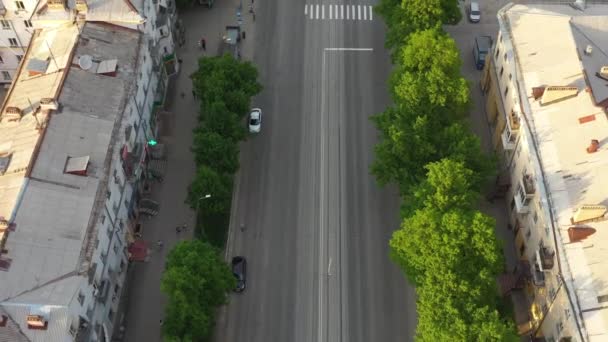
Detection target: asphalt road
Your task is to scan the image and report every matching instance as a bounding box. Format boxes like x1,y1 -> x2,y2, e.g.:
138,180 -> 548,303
215,0 -> 417,341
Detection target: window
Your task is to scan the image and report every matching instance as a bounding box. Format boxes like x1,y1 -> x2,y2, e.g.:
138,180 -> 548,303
24,20 -> 32,28
113,242 -> 119,254
77,292 -> 85,306
101,214 -> 106,225
108,309 -> 114,321
0,56 -> 3,64
15,1 -> 25,10
525,228 -> 531,240
1,20 -> 9,29
16,54 -> 23,62
509,73 -> 512,81
504,86 -> 509,97
2,71 -> 11,81
500,66 -> 504,77
495,47 -> 500,60
106,190 -> 111,199
598,294 -> 608,303
533,211 -> 538,224
503,52 -> 508,62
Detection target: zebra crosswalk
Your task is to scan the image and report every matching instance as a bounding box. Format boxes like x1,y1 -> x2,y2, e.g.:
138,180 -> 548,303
304,4 -> 374,21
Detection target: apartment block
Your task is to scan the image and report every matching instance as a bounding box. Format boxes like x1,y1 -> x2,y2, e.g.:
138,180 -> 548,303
0,0 -> 177,341
482,3 -> 608,342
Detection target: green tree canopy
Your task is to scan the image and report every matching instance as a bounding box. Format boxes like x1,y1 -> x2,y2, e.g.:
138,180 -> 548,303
161,240 -> 235,341
391,28 -> 469,119
192,130 -> 239,174
198,100 -> 247,142
415,272 -> 518,342
192,55 -> 262,118
375,0 -> 461,53
391,206 -> 503,288
187,165 -> 233,214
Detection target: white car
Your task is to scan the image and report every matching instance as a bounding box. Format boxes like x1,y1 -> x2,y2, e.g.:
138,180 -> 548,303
468,1 -> 481,23
249,108 -> 262,133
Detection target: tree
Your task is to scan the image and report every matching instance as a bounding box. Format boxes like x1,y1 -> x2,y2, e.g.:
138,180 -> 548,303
187,166 -> 233,214
161,240 -> 235,341
391,28 -> 469,119
192,55 -> 262,118
192,130 -> 239,174
415,272 -> 518,342
390,159 -> 503,287
391,206 -> 503,288
375,0 -> 461,53
403,158 -> 478,215
198,101 -> 247,142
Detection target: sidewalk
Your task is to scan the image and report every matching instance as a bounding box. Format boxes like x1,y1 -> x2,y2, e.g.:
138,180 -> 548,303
116,0 -> 258,341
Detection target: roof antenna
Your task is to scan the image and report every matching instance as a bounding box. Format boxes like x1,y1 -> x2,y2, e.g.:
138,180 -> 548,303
44,39 -> 59,71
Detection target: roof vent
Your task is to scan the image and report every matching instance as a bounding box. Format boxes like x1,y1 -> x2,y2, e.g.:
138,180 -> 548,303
96,59 -> 117,76
75,0 -> 88,12
47,0 -> 66,11
571,205 -> 607,224
0,153 -> 11,175
540,86 -> 578,106
2,107 -> 23,122
40,98 -> 58,111
64,155 -> 90,176
599,66 -> 608,81
27,58 -> 50,76
78,55 -> 93,70
585,45 -> 593,55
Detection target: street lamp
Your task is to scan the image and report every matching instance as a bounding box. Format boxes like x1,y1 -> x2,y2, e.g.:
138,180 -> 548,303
196,194 -> 212,212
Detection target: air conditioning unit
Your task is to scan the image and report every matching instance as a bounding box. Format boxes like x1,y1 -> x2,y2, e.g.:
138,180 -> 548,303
585,45 -> 593,55
40,98 -> 58,110
601,66 -> 608,79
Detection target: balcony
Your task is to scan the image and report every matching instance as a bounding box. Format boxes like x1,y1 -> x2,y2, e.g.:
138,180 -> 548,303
501,127 -> 517,150
531,263 -> 545,287
508,109 -> 520,131
521,173 -> 535,195
538,246 -> 555,270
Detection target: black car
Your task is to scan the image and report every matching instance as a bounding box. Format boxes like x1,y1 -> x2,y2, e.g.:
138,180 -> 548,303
231,256 -> 247,292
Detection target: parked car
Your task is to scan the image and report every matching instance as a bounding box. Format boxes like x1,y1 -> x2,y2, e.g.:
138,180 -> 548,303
473,35 -> 493,70
249,108 -> 262,133
468,1 -> 481,23
231,256 -> 247,292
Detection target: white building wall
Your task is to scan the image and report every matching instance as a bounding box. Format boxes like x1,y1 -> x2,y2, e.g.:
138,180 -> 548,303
0,0 -> 38,82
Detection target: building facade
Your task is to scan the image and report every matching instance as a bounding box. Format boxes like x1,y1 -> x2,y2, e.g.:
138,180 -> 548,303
0,0 -> 178,341
482,3 -> 608,342
0,0 -> 37,83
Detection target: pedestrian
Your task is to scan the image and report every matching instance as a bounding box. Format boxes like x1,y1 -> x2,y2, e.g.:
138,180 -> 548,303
178,58 -> 183,64
160,320 -> 163,326
175,226 -> 181,233
180,91 -> 185,98
192,89 -> 196,98
157,240 -> 163,248
200,38 -> 206,51
240,223 -> 246,232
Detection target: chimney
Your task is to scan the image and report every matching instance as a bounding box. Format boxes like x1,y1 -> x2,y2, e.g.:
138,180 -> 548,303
75,0 -> 88,13
47,0 -> 66,11
586,139 -> 599,153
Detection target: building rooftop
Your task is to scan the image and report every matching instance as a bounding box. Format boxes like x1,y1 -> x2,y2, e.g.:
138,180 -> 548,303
504,4 -> 608,341
0,21 -> 139,341
32,0 -> 143,25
